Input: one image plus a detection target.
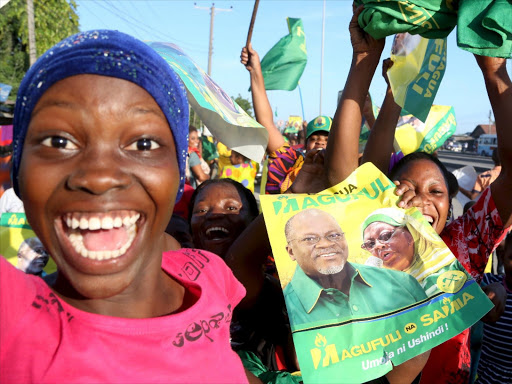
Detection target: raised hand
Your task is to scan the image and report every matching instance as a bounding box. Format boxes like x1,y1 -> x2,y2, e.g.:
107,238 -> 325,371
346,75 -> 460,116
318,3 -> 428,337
240,43 -> 261,74
349,5 -> 385,57
288,149 -> 330,194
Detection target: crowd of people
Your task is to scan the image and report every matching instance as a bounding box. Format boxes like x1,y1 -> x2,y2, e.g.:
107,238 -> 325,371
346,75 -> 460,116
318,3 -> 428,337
0,5 -> 511,384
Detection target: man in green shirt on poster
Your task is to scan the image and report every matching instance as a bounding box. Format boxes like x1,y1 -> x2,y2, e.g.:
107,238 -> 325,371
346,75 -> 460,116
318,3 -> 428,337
283,209 -> 427,330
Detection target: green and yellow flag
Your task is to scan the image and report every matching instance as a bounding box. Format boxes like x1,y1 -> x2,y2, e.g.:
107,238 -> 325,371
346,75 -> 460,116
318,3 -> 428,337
395,105 -> 456,155
388,34 -> 447,122
260,18 -> 307,91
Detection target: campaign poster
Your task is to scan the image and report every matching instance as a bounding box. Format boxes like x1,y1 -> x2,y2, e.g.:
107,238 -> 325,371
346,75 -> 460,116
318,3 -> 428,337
0,213 -> 57,276
147,41 -> 268,163
259,163 -> 492,383
388,33 -> 447,122
395,105 -> 456,155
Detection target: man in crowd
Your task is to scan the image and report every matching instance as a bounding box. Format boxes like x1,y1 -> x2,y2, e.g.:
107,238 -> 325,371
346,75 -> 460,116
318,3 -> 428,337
283,208 -> 427,328
459,149 -> 501,201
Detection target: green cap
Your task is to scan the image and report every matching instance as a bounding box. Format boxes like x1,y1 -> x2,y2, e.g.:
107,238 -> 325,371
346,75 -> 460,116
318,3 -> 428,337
306,115 -> 332,139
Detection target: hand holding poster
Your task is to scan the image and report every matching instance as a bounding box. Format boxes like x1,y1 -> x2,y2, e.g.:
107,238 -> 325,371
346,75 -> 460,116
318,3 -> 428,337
148,42 -> 268,163
260,163 -> 492,383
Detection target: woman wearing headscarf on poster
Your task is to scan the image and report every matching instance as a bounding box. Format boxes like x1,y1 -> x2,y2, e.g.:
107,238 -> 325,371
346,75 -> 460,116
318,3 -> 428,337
361,207 -> 462,295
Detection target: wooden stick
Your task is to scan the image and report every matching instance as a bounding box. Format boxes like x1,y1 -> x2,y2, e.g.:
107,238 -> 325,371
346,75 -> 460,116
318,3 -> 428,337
246,0 -> 260,47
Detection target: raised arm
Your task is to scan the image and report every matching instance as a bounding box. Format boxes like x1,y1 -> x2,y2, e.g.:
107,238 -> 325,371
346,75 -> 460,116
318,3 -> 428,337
241,44 -> 285,153
479,56 -> 512,228
361,58 -> 402,174
325,7 -> 384,186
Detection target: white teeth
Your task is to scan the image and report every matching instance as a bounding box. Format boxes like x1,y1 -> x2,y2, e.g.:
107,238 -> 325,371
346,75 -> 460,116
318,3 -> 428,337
65,213 -> 140,231
206,227 -> 229,235
64,212 -> 140,260
130,213 -> 140,225
114,217 -> 123,228
89,217 -> 101,230
101,216 -> 114,230
69,224 -> 137,260
79,217 -> 88,230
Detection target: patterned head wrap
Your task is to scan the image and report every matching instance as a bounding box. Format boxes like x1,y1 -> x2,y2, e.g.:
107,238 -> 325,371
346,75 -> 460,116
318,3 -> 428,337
12,30 -> 189,201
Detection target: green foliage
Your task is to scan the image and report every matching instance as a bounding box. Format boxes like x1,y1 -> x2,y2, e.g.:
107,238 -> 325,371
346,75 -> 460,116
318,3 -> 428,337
189,106 -> 202,129
0,0 -> 79,100
233,94 -> 253,118
188,94 -> 253,131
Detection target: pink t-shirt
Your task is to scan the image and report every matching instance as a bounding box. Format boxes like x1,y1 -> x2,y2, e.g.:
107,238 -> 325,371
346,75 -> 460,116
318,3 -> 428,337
0,248 -> 248,383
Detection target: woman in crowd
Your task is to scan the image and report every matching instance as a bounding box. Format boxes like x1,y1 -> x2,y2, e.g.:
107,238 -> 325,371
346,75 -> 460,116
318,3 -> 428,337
187,125 -> 210,187
361,207 -> 462,295
189,178 -> 300,383
326,6 -> 512,384
0,30 -> 254,383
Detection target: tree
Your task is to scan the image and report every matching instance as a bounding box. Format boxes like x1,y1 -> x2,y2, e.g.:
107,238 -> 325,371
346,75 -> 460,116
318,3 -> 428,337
233,94 -> 253,118
0,0 -> 79,100
188,94 -> 253,131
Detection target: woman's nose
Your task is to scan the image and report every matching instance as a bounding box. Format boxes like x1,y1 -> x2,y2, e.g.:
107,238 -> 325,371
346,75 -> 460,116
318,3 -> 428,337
66,148 -> 132,195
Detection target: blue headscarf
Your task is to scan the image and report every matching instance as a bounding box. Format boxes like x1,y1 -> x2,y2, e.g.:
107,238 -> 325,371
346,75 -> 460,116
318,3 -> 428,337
12,30 -> 189,201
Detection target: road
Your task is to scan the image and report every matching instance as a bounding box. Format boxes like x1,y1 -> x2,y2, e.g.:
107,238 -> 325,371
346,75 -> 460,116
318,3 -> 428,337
436,150 -> 494,174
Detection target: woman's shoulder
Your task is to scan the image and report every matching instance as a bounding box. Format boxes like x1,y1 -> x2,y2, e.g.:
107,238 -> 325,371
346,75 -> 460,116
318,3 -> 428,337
162,249 -> 245,293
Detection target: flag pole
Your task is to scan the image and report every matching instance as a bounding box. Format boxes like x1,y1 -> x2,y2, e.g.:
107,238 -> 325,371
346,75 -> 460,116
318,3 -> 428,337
246,0 -> 260,47
298,83 -> 305,122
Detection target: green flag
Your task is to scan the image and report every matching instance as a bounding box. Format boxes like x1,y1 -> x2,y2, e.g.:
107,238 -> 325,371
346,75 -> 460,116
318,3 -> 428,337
260,18 -> 307,91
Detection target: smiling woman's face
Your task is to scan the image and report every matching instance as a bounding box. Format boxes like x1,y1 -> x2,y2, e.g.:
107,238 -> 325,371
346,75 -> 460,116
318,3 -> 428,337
393,159 -> 450,234
190,183 -> 252,257
18,74 -> 179,301
363,222 -> 414,271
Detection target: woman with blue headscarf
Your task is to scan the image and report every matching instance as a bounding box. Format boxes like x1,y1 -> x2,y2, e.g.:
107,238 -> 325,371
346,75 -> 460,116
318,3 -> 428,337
0,30 -> 250,383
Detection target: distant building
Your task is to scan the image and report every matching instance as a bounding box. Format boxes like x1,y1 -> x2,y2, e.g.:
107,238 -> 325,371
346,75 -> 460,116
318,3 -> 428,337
470,124 -> 496,139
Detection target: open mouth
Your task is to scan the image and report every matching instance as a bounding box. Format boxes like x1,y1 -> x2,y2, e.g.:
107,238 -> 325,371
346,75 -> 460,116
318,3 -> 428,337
205,226 -> 230,241
423,215 -> 435,226
315,250 -> 340,260
63,211 -> 140,261
378,251 -> 393,261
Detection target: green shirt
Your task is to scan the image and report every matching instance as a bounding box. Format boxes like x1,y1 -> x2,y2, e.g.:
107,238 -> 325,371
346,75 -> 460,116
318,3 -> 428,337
283,262 -> 427,331
201,136 -> 219,162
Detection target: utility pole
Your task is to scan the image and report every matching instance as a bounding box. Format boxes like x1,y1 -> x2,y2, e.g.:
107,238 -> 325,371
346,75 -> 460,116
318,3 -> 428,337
26,0 -> 37,66
319,0 -> 326,116
194,3 -> 232,76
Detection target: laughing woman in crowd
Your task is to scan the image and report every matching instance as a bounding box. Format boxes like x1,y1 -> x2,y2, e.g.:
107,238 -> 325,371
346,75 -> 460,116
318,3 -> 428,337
0,30 -> 256,383
326,6 -> 512,383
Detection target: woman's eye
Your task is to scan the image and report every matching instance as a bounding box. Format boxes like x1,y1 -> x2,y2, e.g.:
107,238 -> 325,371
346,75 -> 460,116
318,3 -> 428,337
226,206 -> 239,211
126,138 -> 160,151
41,136 -> 77,149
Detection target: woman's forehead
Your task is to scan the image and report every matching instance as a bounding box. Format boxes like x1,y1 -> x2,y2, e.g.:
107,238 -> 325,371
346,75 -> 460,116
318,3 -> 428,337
396,159 -> 445,182
197,182 -> 241,202
366,221 -> 395,232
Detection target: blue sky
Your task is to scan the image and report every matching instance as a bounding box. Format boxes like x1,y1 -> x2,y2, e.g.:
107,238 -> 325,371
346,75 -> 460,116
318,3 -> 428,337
77,0 -> 499,134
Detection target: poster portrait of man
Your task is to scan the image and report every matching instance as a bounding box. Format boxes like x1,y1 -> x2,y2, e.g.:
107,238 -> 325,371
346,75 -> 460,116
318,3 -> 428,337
283,208 -> 427,328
